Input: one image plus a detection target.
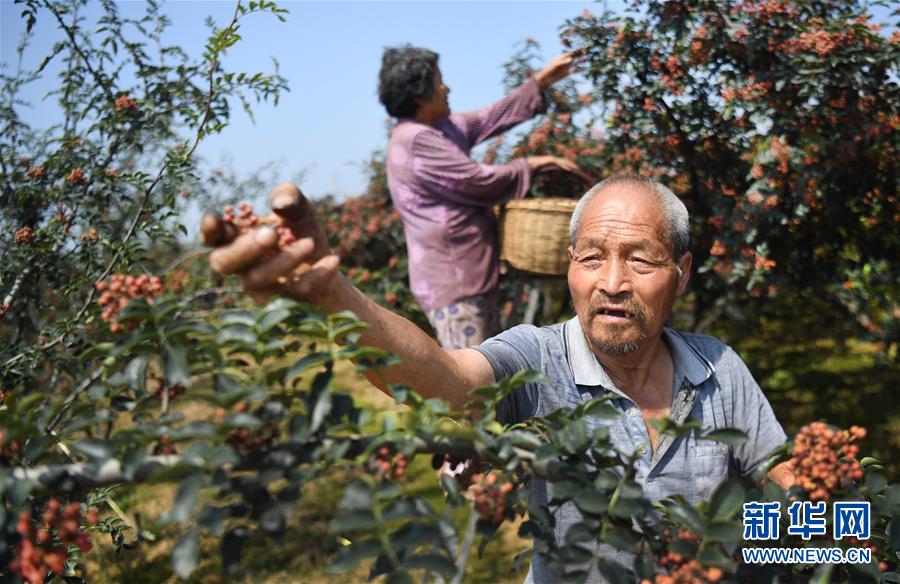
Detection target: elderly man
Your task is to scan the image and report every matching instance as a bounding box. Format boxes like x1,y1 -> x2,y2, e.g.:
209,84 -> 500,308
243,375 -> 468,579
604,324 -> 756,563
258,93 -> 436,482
204,172 -> 793,582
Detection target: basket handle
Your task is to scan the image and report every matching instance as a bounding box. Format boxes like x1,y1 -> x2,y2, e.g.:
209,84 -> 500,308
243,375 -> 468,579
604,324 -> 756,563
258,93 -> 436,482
571,168 -> 597,187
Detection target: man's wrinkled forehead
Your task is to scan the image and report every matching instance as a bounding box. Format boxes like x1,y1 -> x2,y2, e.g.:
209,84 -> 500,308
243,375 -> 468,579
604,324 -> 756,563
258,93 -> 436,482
575,186 -> 670,248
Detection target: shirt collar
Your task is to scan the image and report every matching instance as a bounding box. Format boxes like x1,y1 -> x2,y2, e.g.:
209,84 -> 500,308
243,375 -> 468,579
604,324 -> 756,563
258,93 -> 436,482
563,316 -> 713,391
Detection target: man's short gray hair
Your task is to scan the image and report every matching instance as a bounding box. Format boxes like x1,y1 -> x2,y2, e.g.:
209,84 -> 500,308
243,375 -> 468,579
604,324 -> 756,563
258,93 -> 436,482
568,173 -> 690,260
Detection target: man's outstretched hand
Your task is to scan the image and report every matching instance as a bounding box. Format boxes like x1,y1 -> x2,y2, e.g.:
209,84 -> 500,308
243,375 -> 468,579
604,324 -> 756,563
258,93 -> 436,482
201,182 -> 341,305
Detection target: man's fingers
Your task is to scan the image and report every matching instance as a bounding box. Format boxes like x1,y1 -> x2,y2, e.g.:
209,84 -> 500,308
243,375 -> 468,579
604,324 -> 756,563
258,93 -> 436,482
286,254 -> 341,297
200,212 -> 239,247
269,182 -> 309,221
241,237 -> 317,289
209,227 -> 278,275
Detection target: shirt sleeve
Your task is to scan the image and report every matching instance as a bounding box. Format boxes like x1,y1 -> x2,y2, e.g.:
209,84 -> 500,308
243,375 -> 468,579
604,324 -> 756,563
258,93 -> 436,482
470,325 -> 544,424
725,348 -> 788,479
411,131 -> 532,207
447,78 -> 547,149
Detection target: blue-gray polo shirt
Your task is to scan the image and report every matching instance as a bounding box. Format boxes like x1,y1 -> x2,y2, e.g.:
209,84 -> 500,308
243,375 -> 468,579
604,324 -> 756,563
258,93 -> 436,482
472,317 -> 786,582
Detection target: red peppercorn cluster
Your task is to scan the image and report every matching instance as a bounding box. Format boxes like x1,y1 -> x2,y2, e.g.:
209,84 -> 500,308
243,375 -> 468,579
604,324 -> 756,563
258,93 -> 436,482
651,529 -> 723,583
66,168 -> 85,185
645,562 -> 723,584
114,94 -> 138,114
470,472 -> 514,525
15,227 -> 36,245
10,499 -> 97,584
0,428 -> 22,465
153,434 -> 177,455
96,274 -> 164,332
226,426 -> 280,453
369,447 -> 409,480
222,203 -> 298,250
224,402 -> 280,453
25,166 -> 44,180
788,422 -> 866,501
152,382 -> 186,401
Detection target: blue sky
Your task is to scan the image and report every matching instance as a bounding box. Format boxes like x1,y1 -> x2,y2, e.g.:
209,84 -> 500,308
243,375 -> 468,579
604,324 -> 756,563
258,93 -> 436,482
1,0 -> 609,199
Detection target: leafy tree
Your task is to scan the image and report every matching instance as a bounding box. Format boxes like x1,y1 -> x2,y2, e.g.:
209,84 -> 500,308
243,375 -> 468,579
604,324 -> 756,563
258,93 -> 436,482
554,0 -> 898,346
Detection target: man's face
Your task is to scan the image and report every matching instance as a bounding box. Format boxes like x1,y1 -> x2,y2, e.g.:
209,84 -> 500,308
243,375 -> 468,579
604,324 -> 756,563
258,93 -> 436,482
567,186 -> 691,356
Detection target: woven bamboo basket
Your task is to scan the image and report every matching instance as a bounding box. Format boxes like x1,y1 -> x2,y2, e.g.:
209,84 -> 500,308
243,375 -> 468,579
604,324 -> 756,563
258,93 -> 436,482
497,198 -> 578,276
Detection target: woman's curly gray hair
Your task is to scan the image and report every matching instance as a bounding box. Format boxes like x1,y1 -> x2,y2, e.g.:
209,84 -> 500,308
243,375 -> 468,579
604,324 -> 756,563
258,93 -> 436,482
378,45 -> 440,118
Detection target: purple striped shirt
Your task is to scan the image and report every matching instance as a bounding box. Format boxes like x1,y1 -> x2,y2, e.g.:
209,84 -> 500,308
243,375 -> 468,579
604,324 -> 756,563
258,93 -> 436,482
386,78 -> 546,311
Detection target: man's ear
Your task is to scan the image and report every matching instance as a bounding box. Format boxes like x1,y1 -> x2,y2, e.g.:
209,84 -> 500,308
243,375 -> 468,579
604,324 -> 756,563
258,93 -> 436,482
567,245 -> 575,260
676,252 -> 692,295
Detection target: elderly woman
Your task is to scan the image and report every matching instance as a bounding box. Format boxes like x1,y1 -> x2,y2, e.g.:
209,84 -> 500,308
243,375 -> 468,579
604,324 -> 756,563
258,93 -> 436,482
379,45 -> 581,349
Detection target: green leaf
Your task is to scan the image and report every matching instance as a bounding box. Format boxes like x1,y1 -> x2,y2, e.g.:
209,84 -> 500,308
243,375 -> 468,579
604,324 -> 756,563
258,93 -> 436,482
162,472 -> 204,524
216,325 -> 258,347
599,524 -> 635,552
549,480 -> 582,502
21,435 -> 55,464
440,473 -> 462,506
564,521 -> 598,545
668,538 -> 697,558
391,522 -> 442,548
581,399 -> 620,419
703,519 -> 741,543
595,558 -> 633,584
197,504 -> 230,536
696,546 -> 732,568
69,439 -> 113,462
223,413 -> 262,428
285,352 -> 331,383
220,311 -> 256,327
263,297 -> 301,313
402,553 -> 456,579
259,308 -> 291,334
164,345 -> 191,388
707,480 -> 745,520
329,510 -> 377,533
573,490 -> 608,515
886,517 -> 900,553
865,471 -> 887,495
476,518 -> 502,556
860,456 -> 882,468
122,446 -> 147,481
172,527 -> 199,579
558,418 -> 589,454
328,538 -> 382,572
221,526 -> 250,574
124,355 -> 149,391
310,387 -> 332,433
698,428 -> 748,446
608,495 -> 644,518
382,498 -> 431,522
666,498 -> 705,534
340,481 -> 373,511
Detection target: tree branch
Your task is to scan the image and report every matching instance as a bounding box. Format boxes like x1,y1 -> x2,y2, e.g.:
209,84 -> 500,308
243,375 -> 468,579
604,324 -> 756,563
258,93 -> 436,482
2,1 -> 246,371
